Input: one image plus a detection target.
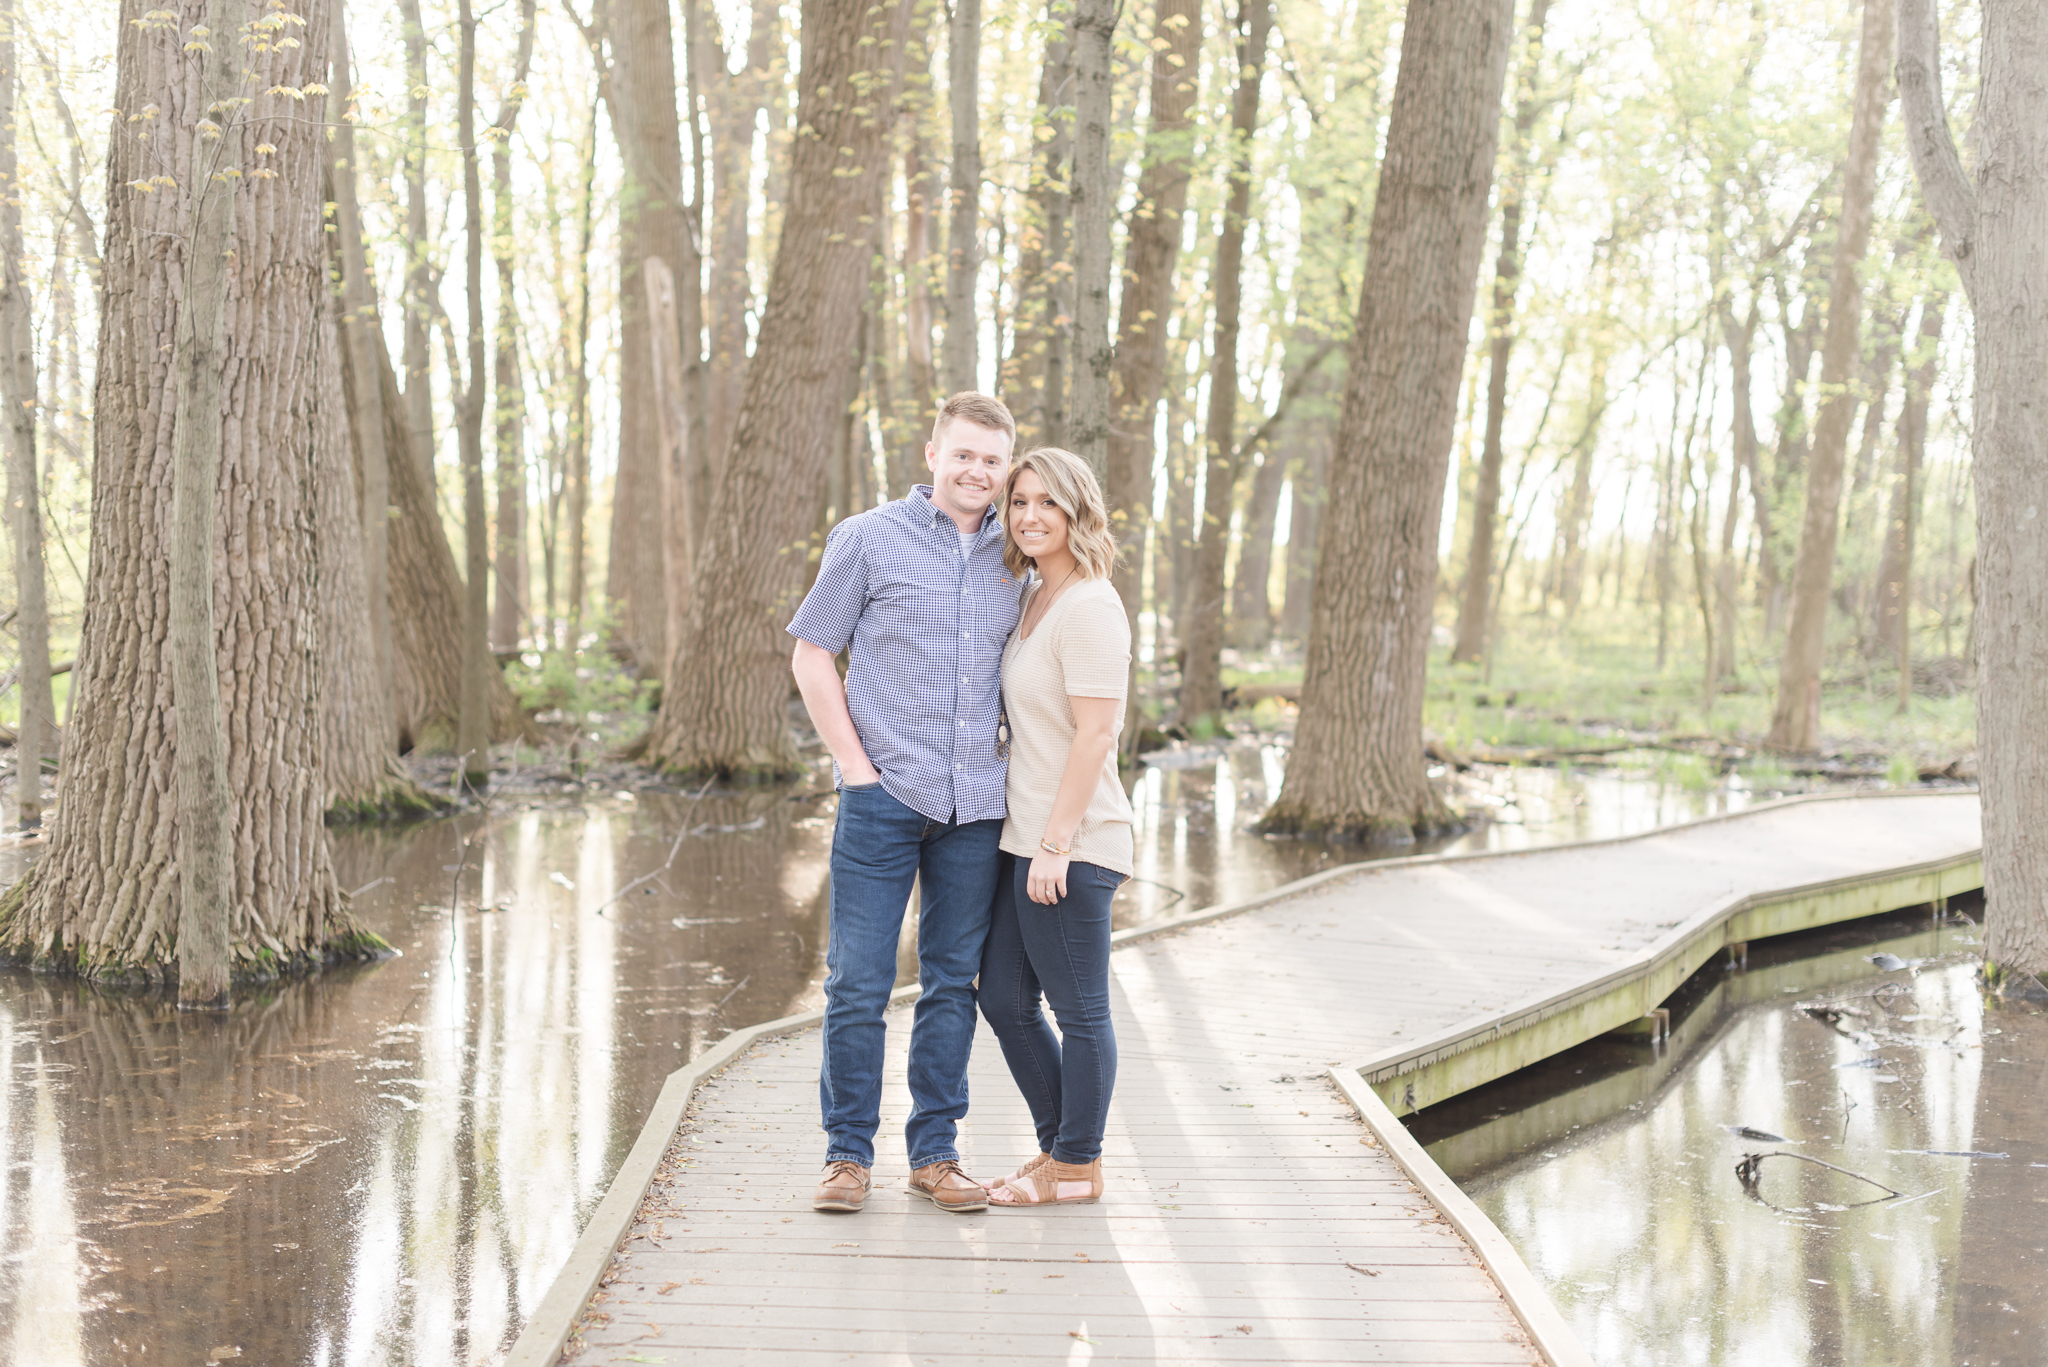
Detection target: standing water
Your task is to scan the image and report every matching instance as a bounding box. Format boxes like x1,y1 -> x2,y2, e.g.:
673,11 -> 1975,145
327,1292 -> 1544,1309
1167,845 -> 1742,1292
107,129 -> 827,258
1411,903 -> 2045,1366
0,752 -> 1807,1363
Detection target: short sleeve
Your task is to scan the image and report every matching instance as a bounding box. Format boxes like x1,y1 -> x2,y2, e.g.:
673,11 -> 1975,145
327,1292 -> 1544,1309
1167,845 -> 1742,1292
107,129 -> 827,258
786,518 -> 870,652
1055,587 -> 1131,699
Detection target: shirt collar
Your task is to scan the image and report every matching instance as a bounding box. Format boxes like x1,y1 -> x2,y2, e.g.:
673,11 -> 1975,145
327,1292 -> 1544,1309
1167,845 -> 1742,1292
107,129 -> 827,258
910,485 -> 1000,538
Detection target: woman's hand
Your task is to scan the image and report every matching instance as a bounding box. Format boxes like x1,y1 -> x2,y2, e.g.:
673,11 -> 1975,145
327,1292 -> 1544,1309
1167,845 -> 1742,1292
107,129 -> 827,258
1026,853 -> 1070,905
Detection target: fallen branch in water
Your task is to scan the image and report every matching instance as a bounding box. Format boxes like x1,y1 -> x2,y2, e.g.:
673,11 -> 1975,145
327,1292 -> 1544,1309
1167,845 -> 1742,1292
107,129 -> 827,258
1736,1149 -> 1904,1200
592,776 -> 716,916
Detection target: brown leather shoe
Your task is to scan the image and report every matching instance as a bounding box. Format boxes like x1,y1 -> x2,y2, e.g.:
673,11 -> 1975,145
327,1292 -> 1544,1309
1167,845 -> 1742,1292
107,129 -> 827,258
908,1159 -> 988,1213
812,1160 -> 872,1212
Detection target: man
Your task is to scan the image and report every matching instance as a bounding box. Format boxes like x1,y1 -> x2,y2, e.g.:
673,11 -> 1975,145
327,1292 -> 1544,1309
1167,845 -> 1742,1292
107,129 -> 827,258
788,391 -> 1021,1214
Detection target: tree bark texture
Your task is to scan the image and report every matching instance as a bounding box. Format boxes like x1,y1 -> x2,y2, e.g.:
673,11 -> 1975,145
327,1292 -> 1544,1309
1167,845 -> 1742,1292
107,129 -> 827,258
337,302 -> 534,752
0,0 -> 376,983
326,9 -> 394,754
602,0 -> 692,671
641,0 -> 907,778
315,281 -> 430,820
1106,0 -> 1201,733
0,25 -> 53,833
1450,0 -> 1550,665
1065,0 -> 1118,480
943,0 -> 981,394
1898,0 -> 2048,983
1258,0 -> 1514,843
1179,0 -> 1271,726
706,0 -> 776,468
456,0 -> 492,790
490,0 -> 539,651
1006,7 -> 1074,448
645,254 -> 696,670
1766,0 -> 1893,752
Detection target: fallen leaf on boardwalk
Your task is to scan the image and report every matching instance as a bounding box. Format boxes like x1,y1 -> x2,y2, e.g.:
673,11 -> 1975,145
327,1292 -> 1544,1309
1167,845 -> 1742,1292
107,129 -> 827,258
833,1242 -> 859,1248
1044,1274 -> 1064,1279
1346,1263 -> 1380,1277
1068,1332 -> 1095,1344
616,1357 -> 667,1364
688,1278 -> 705,1286
1233,1325 -> 1253,1334
656,1282 -> 682,1295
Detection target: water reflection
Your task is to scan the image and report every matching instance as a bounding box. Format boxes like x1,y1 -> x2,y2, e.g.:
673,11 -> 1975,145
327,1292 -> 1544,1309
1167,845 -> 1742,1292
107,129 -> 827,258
1416,905 -> 2044,1367
0,759 -> 1845,1364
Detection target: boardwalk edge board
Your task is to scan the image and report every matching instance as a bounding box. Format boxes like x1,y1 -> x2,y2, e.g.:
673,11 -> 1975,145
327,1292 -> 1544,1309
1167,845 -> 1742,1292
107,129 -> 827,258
1330,1064 -> 1599,1367
505,787 -> 1975,1366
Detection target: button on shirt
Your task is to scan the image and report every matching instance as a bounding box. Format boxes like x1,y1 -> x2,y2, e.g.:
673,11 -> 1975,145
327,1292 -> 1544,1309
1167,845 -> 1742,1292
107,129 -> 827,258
787,486 -> 1025,825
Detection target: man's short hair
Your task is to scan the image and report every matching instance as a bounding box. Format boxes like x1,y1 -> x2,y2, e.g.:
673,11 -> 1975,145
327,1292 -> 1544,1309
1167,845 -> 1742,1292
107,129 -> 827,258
931,392 -> 1017,452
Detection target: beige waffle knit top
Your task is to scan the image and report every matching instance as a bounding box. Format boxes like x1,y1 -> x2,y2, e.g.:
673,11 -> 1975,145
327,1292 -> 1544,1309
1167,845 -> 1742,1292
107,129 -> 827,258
998,577 -> 1135,877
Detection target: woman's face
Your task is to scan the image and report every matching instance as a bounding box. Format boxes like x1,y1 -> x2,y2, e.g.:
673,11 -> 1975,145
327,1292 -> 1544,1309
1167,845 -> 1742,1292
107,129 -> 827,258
1008,468 -> 1071,565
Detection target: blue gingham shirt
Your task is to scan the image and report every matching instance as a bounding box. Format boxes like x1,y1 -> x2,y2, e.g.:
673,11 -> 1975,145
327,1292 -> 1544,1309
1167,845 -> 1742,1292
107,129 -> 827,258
787,486 -> 1025,824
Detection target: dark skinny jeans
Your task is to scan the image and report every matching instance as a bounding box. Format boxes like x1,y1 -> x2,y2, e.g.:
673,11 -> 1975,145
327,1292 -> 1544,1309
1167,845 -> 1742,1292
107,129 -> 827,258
978,851 -> 1121,1165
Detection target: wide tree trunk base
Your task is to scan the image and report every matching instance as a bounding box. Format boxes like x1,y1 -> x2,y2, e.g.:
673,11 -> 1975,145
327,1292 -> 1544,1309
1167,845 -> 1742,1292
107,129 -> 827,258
1981,961 -> 2048,1003
325,776 -> 452,826
0,875 -> 393,985
1253,797 -> 1464,847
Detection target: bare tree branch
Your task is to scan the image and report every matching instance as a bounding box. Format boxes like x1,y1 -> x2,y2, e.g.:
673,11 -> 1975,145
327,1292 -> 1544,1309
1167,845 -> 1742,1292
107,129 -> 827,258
1896,0 -> 1976,301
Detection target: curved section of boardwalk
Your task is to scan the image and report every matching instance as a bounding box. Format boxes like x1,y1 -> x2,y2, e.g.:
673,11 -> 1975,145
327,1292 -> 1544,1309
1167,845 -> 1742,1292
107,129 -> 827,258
541,790 -> 1980,1366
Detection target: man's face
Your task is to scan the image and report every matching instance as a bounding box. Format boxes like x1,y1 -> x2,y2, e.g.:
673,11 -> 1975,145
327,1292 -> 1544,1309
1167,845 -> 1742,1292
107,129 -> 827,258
925,418 -> 1012,523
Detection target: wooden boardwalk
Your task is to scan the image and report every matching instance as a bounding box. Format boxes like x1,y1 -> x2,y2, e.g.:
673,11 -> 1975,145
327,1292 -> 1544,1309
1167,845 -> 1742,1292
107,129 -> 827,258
526,790 -> 1980,1366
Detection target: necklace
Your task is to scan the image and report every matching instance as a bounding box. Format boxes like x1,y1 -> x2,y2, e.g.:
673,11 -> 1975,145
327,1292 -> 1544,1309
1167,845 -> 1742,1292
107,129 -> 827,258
1021,562 -> 1081,639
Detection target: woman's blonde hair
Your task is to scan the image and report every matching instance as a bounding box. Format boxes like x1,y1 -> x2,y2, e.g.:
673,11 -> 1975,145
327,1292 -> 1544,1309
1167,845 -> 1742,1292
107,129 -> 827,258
1002,446 -> 1120,581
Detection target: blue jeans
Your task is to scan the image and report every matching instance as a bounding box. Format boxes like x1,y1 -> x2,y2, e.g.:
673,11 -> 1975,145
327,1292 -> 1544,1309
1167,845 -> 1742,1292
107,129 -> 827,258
820,782 -> 1003,1168
978,851 -> 1121,1164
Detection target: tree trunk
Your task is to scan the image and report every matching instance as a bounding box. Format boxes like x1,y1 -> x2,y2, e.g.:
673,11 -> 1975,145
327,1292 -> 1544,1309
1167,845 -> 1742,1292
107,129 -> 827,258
1874,286 -> 1945,661
0,0 -> 373,985
1899,0 -> 2048,987
338,318 -> 535,752
315,282 -> 434,820
0,27 -> 52,833
706,0 -> 775,468
1006,7 -> 1075,448
1257,0 -> 1514,843
1556,341 -> 1608,614
1716,296 -> 1761,672
455,0 -> 492,792
568,103 -> 598,643
904,133 -> 939,446
1106,0 -> 1201,742
1065,0 -> 1118,480
1766,0 -> 1894,752
641,0 -> 906,777
601,0 -> 692,671
489,0 -> 539,651
325,10 -> 394,752
1178,0 -> 1271,726
1230,446 -> 1288,650
646,255 -> 696,672
397,0 -> 436,485
1451,0 -> 1551,665
943,0 -> 981,394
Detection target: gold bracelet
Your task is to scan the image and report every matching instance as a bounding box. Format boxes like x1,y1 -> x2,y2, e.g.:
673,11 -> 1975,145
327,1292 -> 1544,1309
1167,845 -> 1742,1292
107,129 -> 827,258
1039,837 -> 1071,857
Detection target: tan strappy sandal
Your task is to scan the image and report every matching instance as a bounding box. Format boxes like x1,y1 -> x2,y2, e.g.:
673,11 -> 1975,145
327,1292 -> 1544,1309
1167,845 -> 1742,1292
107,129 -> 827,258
984,1151 -> 1051,1193
987,1157 -> 1102,1206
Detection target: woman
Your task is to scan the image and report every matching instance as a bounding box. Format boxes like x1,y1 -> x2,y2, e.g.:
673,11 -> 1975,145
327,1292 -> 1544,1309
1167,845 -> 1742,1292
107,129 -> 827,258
978,446 -> 1134,1207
